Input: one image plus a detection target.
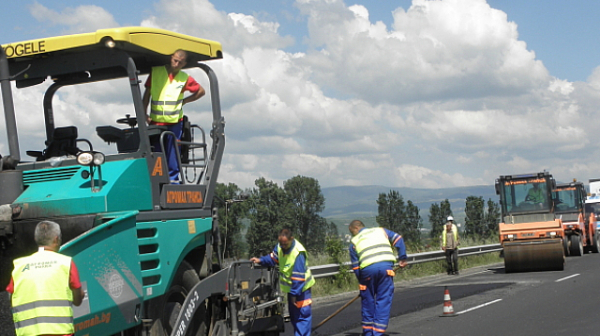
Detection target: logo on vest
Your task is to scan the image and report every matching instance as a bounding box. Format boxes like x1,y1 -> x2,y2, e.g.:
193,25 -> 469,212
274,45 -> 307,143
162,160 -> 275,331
22,260 -> 58,272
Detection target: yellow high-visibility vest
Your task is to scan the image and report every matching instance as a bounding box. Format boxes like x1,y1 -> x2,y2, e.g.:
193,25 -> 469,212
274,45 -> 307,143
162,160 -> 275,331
11,249 -> 74,336
442,223 -> 459,249
150,66 -> 188,123
351,228 -> 396,269
278,240 -> 315,293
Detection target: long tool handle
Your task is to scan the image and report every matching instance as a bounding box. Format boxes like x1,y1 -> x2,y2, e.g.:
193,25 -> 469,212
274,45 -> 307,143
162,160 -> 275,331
312,293 -> 360,332
311,264 -> 405,332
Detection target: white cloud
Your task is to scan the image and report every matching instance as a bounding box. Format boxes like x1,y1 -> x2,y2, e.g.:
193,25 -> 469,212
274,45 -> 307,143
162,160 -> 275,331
141,0 -> 294,54
297,0 -> 550,105
29,2 -> 119,33
6,0 -> 600,193
394,164 -> 484,188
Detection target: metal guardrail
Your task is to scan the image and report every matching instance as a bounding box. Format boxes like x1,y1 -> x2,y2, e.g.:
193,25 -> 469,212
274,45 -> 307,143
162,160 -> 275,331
310,243 -> 502,279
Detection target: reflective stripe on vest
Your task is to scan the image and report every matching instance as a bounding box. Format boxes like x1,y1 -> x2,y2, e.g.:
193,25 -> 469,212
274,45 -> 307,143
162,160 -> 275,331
351,228 -> 396,269
278,241 -> 315,293
11,250 -> 74,336
150,66 -> 188,123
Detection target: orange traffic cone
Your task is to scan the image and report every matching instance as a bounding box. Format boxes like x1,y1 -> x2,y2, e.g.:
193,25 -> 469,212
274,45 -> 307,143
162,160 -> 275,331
440,286 -> 457,317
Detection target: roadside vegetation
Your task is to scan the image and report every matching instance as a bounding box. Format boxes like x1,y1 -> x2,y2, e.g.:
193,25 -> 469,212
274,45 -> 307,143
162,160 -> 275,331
215,178 -> 503,298
311,252 -> 503,298
309,236 -> 502,298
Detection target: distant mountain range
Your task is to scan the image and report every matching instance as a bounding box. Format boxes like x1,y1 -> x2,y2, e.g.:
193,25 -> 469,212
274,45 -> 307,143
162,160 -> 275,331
321,185 -> 499,229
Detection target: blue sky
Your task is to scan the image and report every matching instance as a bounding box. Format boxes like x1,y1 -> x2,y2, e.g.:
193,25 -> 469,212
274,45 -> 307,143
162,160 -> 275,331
2,0 -> 600,190
2,0 -> 598,82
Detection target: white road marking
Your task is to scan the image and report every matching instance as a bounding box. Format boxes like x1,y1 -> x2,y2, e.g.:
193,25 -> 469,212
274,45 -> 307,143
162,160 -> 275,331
455,299 -> 502,315
555,273 -> 580,282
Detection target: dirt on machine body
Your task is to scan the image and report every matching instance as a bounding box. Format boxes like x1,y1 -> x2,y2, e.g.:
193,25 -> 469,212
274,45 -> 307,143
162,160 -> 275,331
495,172 -> 565,273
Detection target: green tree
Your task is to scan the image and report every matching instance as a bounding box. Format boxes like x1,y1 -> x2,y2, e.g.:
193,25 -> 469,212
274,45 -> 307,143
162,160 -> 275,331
214,182 -> 248,259
376,190 -> 405,233
429,203 -> 444,241
326,220 -> 339,237
440,199 -> 453,224
324,236 -> 352,287
464,196 -> 485,239
430,199 -> 453,246
246,178 -> 293,257
484,198 -> 501,238
404,200 -> 422,248
284,175 -> 327,251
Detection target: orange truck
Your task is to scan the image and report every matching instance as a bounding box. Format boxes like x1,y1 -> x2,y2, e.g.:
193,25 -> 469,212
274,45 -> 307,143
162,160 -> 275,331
495,172 -> 565,272
552,181 -> 599,256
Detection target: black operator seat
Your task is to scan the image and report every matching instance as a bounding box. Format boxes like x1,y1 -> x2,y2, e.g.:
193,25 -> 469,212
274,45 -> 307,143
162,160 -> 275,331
27,126 -> 80,161
97,114 -> 144,154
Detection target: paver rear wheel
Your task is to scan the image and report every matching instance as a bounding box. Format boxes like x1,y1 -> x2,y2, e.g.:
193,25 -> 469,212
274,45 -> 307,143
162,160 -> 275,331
149,260 -> 208,336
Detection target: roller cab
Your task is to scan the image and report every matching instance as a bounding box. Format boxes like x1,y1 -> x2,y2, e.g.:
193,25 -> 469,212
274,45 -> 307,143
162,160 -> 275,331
553,181 -> 600,256
495,172 -> 565,272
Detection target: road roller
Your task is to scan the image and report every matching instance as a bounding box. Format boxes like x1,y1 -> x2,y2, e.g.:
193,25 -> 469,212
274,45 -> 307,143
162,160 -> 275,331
553,181 -> 600,256
495,172 -> 565,272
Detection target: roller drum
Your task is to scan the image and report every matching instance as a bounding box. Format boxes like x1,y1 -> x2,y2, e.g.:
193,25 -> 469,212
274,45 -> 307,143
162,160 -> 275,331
503,239 -> 565,273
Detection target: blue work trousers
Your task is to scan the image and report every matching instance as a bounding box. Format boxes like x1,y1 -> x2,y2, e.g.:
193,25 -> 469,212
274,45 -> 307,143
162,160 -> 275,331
288,289 -> 312,336
151,121 -> 183,181
359,262 -> 395,336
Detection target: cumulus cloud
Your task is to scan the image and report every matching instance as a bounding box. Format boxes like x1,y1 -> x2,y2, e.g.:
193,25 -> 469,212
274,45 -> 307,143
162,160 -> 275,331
141,0 -> 294,54
29,2 -> 119,33
5,0 -> 600,191
297,0 -> 550,104
395,164 -> 485,188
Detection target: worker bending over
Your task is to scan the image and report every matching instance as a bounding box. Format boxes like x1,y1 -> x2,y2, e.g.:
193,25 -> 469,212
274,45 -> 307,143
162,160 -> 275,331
348,220 -> 407,336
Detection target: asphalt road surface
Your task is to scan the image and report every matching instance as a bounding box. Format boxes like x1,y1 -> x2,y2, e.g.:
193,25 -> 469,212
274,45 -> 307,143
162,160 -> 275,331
301,253 -> 600,336
3,252 -> 600,336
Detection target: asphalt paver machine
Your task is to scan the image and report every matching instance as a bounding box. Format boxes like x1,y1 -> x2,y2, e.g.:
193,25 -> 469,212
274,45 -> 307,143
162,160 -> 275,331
0,27 -> 285,336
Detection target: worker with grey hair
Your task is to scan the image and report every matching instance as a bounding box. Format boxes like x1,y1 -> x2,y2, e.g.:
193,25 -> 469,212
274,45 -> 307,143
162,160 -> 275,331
6,221 -> 84,336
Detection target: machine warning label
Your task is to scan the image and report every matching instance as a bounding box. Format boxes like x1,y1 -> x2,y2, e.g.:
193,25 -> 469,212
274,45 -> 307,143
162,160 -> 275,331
3,40 -> 46,57
161,185 -> 206,209
166,190 -> 203,204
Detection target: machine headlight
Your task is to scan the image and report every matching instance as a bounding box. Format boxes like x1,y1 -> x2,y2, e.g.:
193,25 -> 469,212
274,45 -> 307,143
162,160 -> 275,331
104,38 -> 116,48
77,152 -> 93,166
549,231 -> 557,236
77,151 -> 105,166
93,152 -> 105,165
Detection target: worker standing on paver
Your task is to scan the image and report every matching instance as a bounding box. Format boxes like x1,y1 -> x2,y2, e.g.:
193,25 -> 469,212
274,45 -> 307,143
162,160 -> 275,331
143,49 -> 205,183
348,220 -> 407,336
